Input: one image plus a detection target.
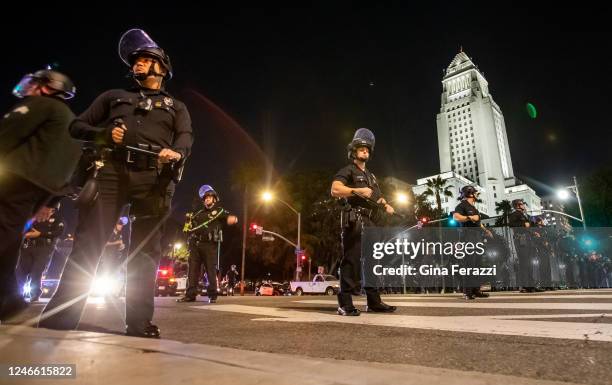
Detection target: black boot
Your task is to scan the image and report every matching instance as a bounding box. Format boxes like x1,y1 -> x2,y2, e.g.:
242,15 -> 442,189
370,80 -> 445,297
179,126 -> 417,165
366,302 -> 397,313
337,306 -> 361,316
337,292 -> 359,316
176,295 -> 196,303
126,321 -> 160,338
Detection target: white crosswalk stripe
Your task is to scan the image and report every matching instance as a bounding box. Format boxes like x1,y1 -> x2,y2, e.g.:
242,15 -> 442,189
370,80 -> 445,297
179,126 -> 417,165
192,296 -> 612,342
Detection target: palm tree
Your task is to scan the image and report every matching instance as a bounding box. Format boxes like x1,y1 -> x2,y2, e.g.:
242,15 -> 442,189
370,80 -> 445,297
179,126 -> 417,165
423,176 -> 454,219
414,193 -> 436,221
495,200 -> 512,226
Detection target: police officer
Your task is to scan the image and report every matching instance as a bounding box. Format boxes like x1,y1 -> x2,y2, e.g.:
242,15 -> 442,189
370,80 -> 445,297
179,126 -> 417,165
0,69 -> 80,321
533,217 -> 552,290
40,29 -> 193,338
226,264 -> 239,296
453,186 -> 492,300
331,128 -> 397,316
98,217 -> 127,281
508,199 -> 536,292
178,185 -> 238,303
16,204 -> 65,302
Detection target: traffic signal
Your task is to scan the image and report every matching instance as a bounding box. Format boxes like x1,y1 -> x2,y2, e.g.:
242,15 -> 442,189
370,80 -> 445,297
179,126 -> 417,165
250,223 -> 263,235
301,254 -> 307,261
421,217 -> 429,224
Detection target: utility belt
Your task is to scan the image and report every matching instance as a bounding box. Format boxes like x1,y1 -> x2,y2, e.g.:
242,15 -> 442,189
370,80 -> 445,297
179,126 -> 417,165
103,144 -> 162,171
189,228 -> 223,244
23,238 -> 55,249
341,206 -> 378,228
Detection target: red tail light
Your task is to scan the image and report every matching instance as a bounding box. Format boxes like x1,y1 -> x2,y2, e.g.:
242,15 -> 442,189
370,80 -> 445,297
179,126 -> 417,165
157,266 -> 173,277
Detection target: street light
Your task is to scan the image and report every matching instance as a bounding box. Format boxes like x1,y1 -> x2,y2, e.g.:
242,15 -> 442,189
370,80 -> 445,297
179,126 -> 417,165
261,190 -> 302,281
394,192 -> 409,205
556,176 -> 587,230
171,242 -> 183,259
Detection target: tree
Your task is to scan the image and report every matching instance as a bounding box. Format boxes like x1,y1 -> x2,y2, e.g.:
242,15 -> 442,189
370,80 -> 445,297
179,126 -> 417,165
414,193 -> 436,221
422,176 -> 454,219
581,167 -> 612,227
495,200 -> 512,227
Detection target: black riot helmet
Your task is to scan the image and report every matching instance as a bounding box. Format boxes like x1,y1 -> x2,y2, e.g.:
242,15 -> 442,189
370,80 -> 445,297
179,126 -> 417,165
13,69 -> 76,100
199,185 -> 219,202
458,185 -> 478,200
118,29 -> 173,80
347,128 -> 375,160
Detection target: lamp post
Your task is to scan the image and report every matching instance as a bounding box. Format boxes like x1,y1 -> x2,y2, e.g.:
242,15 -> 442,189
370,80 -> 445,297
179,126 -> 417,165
557,176 -> 587,230
262,191 -> 302,280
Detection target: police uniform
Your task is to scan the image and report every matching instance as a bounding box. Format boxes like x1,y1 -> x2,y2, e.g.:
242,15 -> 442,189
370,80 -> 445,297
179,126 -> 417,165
39,86 -> 193,333
0,84 -> 80,320
16,213 -> 65,301
183,203 -> 231,301
508,209 -> 536,291
454,199 -> 485,296
333,163 -> 386,311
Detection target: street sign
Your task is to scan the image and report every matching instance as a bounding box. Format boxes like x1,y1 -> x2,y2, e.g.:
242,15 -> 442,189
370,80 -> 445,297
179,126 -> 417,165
262,235 -> 275,242
296,267 -> 302,272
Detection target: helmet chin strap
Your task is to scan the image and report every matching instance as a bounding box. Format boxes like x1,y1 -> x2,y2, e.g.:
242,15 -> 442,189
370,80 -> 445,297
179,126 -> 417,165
131,59 -> 165,86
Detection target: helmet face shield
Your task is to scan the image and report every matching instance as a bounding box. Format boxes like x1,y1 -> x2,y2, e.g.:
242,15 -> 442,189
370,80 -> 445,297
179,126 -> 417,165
347,128 -> 376,160
13,70 -> 76,100
119,29 -> 173,79
12,74 -> 38,98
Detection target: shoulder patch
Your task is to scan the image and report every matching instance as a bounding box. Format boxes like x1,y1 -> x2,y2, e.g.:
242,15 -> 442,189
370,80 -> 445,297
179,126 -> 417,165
12,106 -> 30,115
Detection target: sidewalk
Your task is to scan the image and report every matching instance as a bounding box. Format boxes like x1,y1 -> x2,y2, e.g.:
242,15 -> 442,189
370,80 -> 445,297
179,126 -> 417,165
0,325 -> 581,385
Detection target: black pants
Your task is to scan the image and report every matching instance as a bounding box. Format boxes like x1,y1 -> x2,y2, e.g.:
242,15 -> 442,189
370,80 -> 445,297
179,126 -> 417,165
16,245 -> 54,299
337,218 -> 381,309
186,241 -> 218,299
0,173 -> 49,316
39,161 -> 173,332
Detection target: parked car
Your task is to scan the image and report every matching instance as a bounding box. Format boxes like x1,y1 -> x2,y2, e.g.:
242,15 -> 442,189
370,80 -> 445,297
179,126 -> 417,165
290,274 -> 339,296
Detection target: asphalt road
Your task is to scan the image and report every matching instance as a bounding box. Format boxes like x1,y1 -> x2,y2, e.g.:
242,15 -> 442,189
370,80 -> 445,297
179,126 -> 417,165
9,290 -> 612,385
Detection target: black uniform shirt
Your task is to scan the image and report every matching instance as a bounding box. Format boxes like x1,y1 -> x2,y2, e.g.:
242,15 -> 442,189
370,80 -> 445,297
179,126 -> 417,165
70,87 -> 193,158
508,210 -> 532,228
0,96 -> 81,194
26,213 -> 65,247
333,163 -> 382,207
454,200 -> 481,228
187,203 -> 231,242
33,214 -> 65,240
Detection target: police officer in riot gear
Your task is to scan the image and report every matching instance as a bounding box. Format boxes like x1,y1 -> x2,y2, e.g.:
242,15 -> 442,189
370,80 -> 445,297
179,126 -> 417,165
453,185 -> 492,299
40,29 -> 193,338
508,199 -> 537,292
533,217 -> 552,290
178,185 -> 238,303
17,204 -> 65,302
331,128 -> 397,316
0,69 -> 80,321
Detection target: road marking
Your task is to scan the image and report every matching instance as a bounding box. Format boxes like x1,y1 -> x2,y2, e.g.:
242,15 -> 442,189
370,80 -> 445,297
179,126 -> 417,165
192,304 -> 612,342
295,300 -> 612,310
380,295 -> 612,300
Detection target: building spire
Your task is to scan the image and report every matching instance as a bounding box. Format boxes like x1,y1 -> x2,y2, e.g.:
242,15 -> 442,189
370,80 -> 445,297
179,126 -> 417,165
459,45 -> 463,53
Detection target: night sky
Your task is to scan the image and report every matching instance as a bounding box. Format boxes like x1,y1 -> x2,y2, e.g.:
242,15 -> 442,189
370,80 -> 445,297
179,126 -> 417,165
2,4 -> 610,221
